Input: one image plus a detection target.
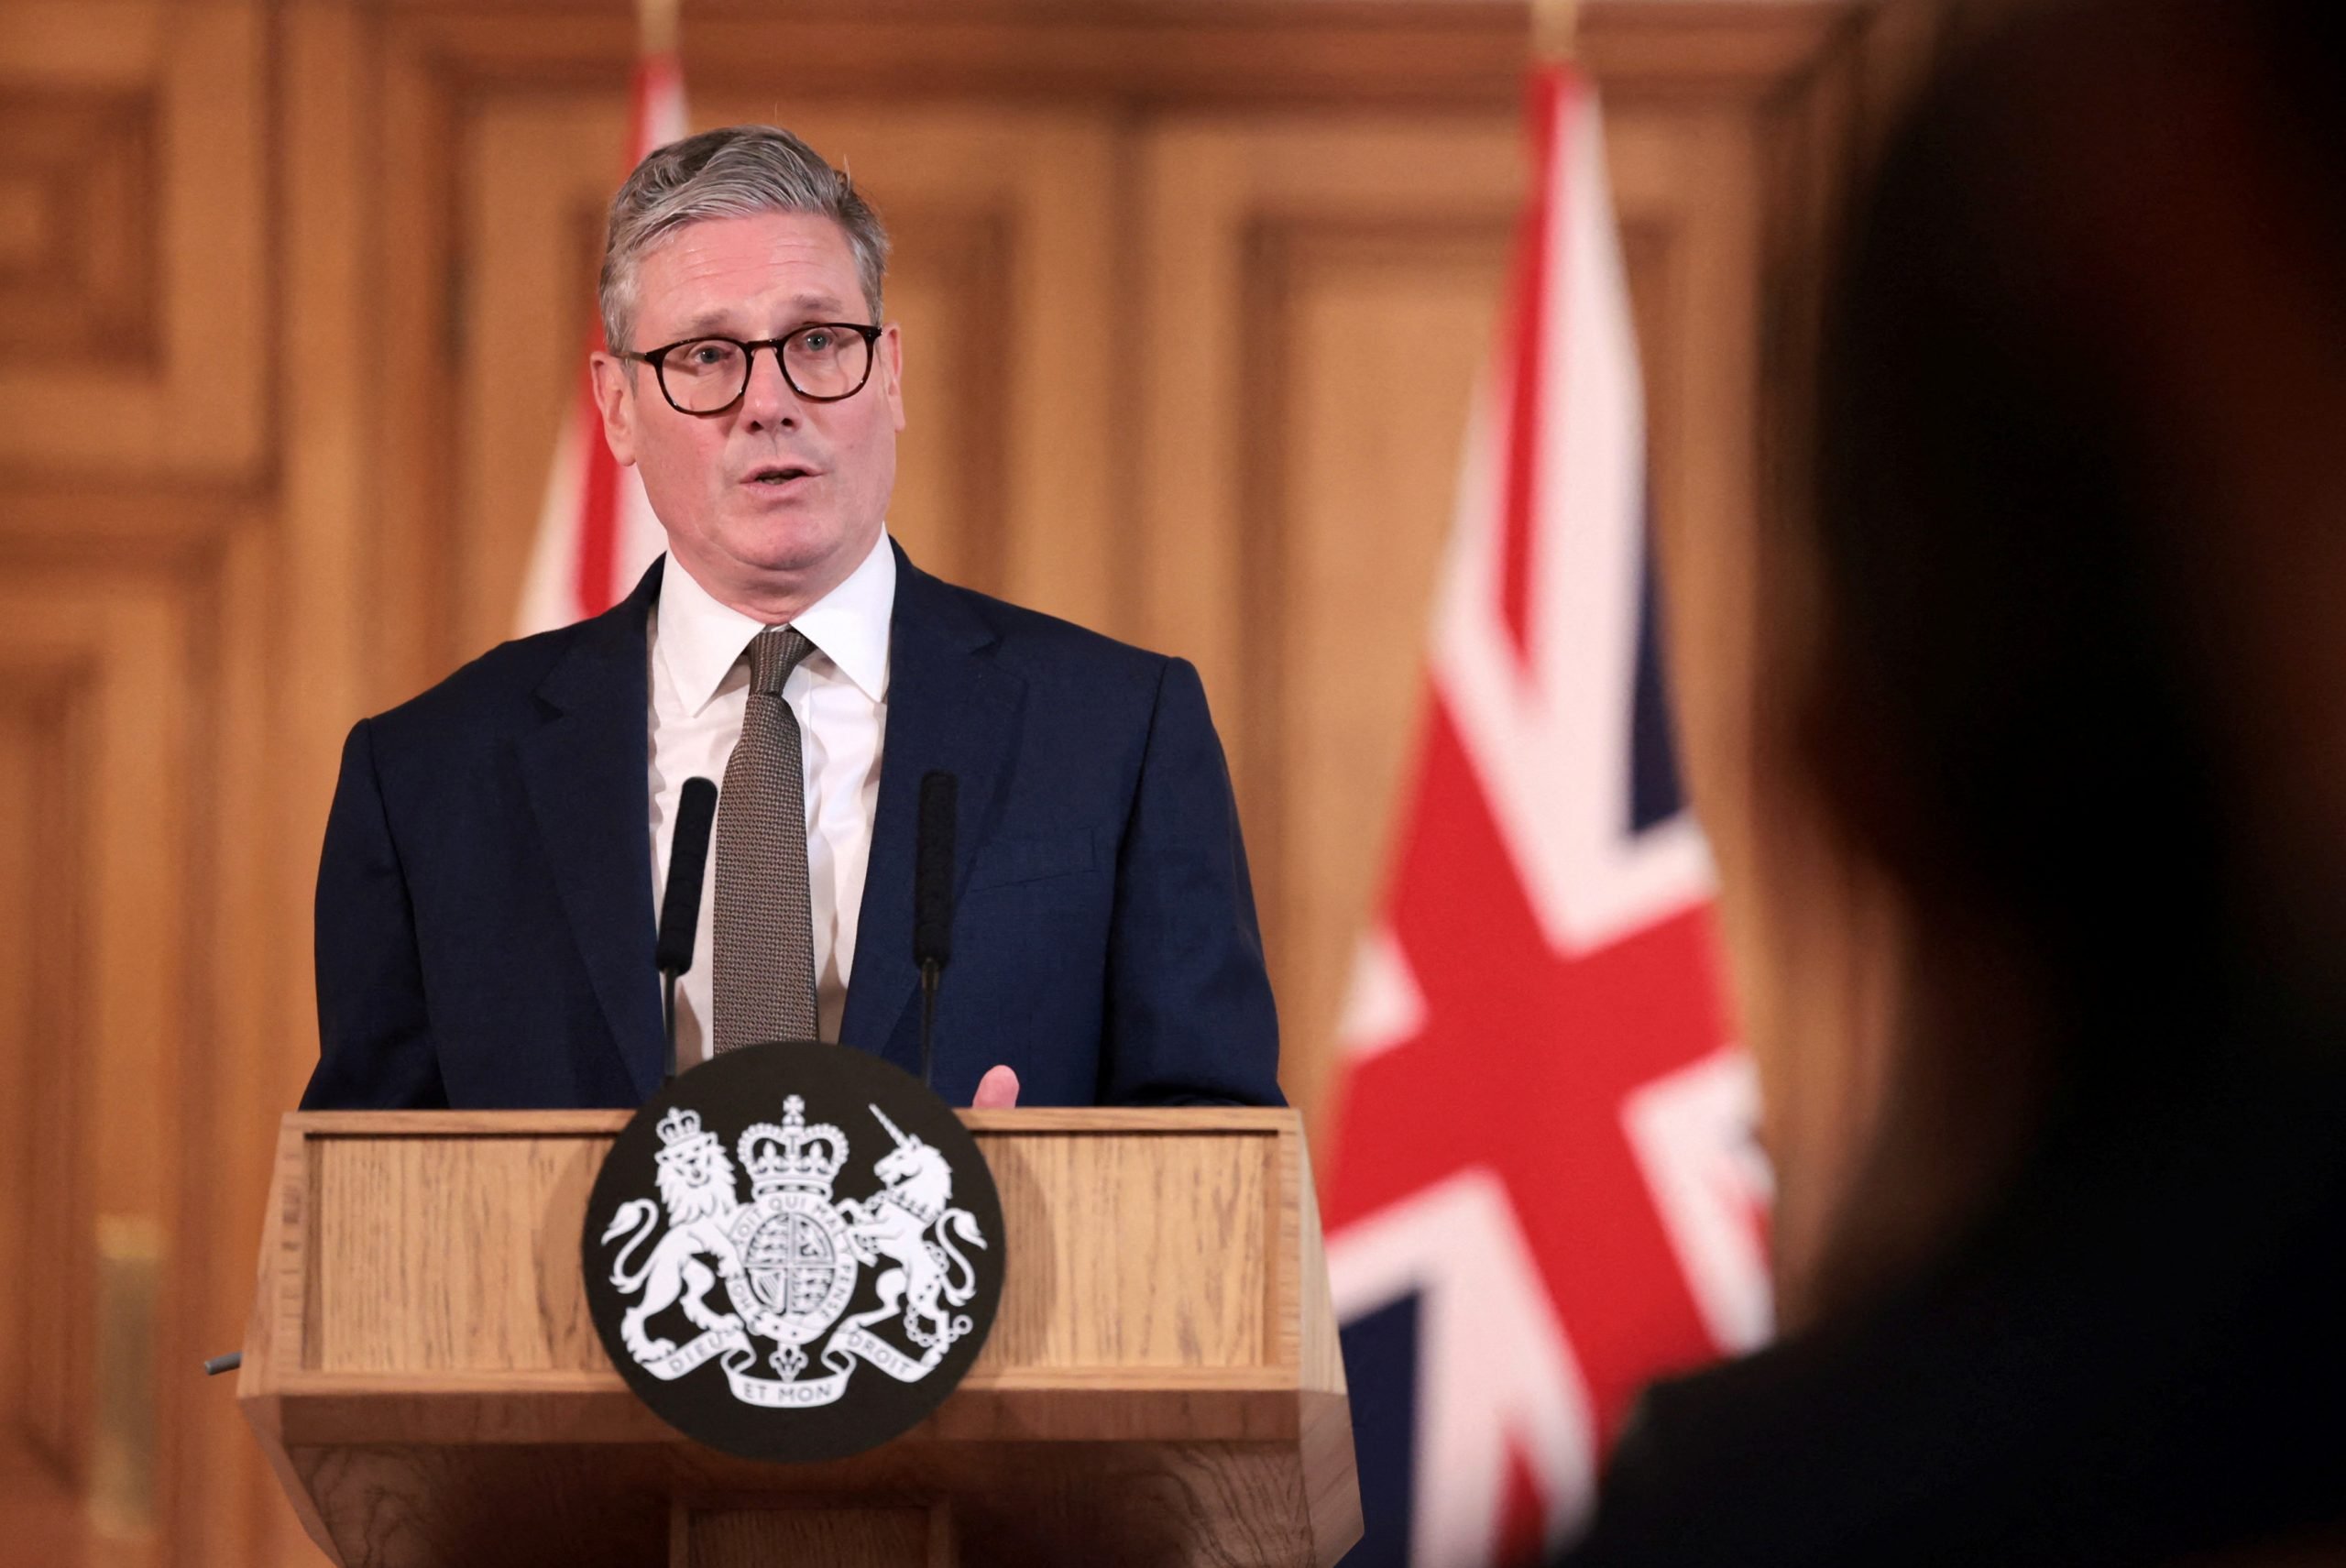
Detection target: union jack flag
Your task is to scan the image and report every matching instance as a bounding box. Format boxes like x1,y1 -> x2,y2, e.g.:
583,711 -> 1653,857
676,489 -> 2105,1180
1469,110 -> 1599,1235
516,39 -> 687,633
1321,61 -> 1773,1567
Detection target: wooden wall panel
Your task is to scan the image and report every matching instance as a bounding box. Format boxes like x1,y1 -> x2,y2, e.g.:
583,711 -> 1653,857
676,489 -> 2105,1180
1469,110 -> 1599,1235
0,1 -> 267,477
1270,223 -> 1516,1117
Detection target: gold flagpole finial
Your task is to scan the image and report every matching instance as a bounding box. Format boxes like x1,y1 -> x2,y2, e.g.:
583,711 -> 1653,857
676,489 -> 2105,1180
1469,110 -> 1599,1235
1532,0 -> 1582,63
638,0 -> 681,58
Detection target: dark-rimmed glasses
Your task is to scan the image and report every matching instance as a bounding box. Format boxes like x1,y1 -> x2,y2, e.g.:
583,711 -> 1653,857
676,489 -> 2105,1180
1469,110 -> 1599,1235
620,323 -> 882,414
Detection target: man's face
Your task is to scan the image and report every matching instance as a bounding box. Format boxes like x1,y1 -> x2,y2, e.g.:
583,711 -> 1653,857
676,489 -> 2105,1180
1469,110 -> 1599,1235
591,211 -> 904,611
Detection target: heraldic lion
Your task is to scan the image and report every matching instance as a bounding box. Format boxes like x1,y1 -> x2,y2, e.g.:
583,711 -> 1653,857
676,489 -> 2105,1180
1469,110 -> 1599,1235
601,1130 -> 744,1364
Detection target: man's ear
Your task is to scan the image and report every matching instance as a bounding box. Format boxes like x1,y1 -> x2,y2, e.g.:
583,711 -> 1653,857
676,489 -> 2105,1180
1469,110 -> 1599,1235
878,323 -> 906,433
588,352 -> 639,466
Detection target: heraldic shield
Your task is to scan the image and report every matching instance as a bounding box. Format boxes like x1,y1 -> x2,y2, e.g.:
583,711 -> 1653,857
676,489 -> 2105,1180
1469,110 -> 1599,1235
582,1042 -> 1007,1463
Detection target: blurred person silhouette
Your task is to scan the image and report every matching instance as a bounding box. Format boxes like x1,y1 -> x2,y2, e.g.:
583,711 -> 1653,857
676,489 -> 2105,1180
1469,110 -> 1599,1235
1556,1 -> 2346,1564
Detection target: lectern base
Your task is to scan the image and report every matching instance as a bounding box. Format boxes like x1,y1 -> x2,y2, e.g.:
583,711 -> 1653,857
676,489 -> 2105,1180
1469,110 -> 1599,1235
669,1497 -> 956,1567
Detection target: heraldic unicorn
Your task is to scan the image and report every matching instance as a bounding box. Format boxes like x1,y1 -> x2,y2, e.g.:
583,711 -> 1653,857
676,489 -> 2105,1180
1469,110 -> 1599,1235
599,1093 -> 989,1409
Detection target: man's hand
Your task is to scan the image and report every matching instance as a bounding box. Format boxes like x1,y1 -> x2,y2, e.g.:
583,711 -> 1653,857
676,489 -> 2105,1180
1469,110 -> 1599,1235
972,1065 -> 1020,1109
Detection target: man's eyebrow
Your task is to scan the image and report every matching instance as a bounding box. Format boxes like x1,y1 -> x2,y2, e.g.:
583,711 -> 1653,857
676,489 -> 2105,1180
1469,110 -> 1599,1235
665,294 -> 859,339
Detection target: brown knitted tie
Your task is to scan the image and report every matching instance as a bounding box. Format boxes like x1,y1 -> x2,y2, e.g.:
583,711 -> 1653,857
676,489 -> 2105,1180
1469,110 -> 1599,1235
712,627 -> 821,1050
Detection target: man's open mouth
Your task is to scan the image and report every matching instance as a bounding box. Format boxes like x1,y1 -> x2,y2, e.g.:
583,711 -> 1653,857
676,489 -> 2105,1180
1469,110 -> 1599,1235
746,465 -> 814,486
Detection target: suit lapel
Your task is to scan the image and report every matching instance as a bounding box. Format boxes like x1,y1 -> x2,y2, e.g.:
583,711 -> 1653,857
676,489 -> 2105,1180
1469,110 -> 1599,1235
518,560 -> 667,1102
841,544 -> 1025,1071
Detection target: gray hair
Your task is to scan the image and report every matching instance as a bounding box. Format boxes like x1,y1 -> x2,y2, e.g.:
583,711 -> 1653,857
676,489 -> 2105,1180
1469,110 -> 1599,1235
598,125 -> 890,354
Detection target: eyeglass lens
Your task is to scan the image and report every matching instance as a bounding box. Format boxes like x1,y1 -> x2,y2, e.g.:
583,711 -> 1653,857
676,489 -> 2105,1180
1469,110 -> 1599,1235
658,327 -> 873,411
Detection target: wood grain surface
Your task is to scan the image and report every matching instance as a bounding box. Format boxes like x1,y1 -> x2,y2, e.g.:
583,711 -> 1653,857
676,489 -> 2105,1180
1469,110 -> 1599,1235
675,1499 -> 948,1568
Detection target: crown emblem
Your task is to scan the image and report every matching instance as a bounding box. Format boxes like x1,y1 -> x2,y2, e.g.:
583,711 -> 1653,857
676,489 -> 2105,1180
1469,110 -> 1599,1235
652,1106 -> 721,1168
738,1095 -> 847,1200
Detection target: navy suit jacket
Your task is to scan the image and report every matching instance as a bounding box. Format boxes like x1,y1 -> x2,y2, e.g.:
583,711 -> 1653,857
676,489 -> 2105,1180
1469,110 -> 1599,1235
303,548 -> 1282,1110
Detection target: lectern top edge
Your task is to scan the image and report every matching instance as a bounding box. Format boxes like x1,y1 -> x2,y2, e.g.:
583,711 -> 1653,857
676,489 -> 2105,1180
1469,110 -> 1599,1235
282,1105 -> 1302,1136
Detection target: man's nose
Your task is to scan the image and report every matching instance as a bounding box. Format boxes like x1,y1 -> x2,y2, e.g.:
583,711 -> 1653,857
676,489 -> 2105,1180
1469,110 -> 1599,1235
740,345 -> 800,427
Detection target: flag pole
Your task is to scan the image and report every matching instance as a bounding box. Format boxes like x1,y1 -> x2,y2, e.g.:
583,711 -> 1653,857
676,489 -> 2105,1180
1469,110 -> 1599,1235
638,0 -> 680,59
1532,0 -> 1581,64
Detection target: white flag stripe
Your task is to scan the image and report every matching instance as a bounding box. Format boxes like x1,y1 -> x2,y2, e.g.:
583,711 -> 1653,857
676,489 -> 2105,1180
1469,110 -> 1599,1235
1621,1045 -> 1776,1354
1337,925 -> 1429,1064
1432,83 -> 1716,959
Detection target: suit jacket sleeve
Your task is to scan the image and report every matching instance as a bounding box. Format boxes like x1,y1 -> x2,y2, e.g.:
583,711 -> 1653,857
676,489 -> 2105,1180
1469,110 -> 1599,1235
1100,656 -> 1283,1104
302,718 -> 448,1109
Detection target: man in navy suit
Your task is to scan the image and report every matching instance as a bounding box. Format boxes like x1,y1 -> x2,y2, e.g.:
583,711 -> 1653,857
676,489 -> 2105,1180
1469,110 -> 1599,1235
303,125 -> 1280,1111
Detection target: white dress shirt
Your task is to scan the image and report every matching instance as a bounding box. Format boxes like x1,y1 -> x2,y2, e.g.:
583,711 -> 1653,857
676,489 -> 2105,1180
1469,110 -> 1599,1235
647,532 -> 895,1064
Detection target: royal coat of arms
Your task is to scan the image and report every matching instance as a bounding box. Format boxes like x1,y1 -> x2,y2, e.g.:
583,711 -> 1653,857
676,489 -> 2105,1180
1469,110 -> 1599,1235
597,1093 -> 991,1409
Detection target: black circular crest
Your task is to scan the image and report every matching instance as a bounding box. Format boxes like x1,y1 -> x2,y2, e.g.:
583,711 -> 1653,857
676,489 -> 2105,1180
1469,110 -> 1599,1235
582,1041 -> 1005,1463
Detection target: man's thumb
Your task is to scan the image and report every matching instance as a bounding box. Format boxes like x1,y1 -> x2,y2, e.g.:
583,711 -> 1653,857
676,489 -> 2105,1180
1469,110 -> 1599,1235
971,1064 -> 1021,1109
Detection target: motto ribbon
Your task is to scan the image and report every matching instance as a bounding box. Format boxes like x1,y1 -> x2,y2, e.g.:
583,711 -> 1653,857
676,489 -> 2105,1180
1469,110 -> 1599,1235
636,1315 -> 968,1406
639,1322 -> 750,1382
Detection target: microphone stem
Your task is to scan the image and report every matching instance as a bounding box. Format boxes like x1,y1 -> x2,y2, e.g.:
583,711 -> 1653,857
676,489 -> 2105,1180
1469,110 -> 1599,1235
662,969 -> 680,1083
919,958 -> 939,1090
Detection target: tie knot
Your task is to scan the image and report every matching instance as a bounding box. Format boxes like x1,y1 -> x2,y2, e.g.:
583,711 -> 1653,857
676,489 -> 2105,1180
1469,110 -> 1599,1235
746,627 -> 817,696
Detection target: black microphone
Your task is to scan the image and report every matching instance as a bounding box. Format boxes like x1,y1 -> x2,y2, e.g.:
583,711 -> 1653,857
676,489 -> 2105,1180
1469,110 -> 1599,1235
657,777 -> 718,1081
914,772 -> 957,1090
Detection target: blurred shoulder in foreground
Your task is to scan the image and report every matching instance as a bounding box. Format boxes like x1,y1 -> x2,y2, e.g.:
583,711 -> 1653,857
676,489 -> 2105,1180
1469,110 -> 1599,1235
1562,3 -> 2346,1564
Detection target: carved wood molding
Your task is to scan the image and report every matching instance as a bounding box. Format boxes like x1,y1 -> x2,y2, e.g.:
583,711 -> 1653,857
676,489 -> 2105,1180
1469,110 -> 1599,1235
0,88 -> 159,369
0,487 -> 258,565
349,0 -> 1856,106
0,664 -> 96,1484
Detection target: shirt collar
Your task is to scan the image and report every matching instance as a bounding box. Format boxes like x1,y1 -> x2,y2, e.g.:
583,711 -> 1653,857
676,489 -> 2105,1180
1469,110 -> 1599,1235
789,528 -> 894,705
654,529 -> 896,715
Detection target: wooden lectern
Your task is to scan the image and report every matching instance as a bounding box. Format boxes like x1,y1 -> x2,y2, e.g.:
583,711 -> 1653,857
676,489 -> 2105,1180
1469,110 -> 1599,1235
239,1107 -> 1360,1566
